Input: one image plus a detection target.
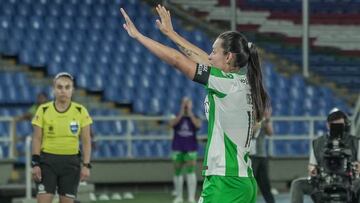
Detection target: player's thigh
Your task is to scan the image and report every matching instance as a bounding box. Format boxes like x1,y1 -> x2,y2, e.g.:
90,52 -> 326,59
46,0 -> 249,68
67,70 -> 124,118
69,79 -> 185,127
183,152 -> 197,172
199,176 -> 257,203
172,151 -> 186,162
184,151 -> 197,163
57,155 -> 81,199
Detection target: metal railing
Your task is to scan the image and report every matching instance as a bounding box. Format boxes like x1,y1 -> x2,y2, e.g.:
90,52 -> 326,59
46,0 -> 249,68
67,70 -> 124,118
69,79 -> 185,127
92,115 -> 174,158
268,116 -> 326,157
0,115 -> 337,159
91,115 -> 327,158
0,117 -> 16,159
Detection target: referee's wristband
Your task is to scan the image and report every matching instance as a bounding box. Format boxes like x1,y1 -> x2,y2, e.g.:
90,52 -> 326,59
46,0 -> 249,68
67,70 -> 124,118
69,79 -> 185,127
82,163 -> 92,169
31,154 -> 40,167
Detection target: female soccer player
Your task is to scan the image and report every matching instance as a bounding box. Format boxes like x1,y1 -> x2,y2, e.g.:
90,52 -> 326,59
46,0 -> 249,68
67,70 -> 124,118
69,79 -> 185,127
120,5 -> 269,202
31,72 -> 93,203
170,97 -> 201,203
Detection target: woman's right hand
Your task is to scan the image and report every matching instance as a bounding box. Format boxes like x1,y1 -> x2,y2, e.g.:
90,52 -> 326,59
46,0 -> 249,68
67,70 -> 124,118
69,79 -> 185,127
120,8 -> 141,39
308,165 -> 317,176
32,166 -> 42,182
155,5 -> 174,36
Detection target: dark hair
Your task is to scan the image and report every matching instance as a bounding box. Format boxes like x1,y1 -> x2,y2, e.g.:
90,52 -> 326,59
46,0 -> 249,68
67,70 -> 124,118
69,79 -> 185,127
218,31 -> 270,121
326,108 -> 348,123
327,108 -> 351,133
37,91 -> 48,98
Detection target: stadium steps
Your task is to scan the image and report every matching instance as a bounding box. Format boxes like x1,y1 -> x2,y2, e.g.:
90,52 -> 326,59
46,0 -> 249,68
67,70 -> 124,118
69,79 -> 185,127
163,1 -> 357,106
169,1 -> 360,51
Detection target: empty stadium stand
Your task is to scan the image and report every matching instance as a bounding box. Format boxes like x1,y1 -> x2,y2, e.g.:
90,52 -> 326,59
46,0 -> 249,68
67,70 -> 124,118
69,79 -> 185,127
0,0 -> 355,161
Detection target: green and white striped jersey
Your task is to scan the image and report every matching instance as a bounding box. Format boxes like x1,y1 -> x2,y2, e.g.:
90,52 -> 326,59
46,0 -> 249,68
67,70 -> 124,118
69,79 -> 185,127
194,64 -> 255,177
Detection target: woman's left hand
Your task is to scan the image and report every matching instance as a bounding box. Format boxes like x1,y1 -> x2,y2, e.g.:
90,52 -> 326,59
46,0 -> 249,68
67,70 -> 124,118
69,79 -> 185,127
120,8 -> 141,39
80,167 -> 90,181
155,5 -> 174,36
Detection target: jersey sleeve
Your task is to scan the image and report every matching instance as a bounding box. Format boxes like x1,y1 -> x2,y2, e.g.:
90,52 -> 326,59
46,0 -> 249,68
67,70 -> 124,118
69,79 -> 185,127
193,64 -> 237,95
81,107 -> 93,128
31,105 -> 44,128
193,64 -> 211,85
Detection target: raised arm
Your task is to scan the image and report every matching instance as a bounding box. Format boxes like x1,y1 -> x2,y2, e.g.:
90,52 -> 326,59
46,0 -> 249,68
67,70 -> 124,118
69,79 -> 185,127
155,5 -> 210,65
121,8 -> 197,80
169,101 -> 185,127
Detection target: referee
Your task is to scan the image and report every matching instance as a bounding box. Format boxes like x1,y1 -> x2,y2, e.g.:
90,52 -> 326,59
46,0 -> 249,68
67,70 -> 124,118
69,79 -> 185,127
31,72 -> 93,203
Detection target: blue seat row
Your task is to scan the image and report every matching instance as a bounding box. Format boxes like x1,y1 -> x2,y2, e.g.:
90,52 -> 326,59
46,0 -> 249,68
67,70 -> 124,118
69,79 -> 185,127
0,144 -> 9,158
9,137 -> 314,162
91,140 -> 206,159
261,43 -> 360,92
0,0 -> 353,159
273,140 -> 310,157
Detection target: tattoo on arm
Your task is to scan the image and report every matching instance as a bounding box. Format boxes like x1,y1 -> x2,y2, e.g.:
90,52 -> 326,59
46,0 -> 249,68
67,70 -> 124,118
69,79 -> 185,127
176,43 -> 199,57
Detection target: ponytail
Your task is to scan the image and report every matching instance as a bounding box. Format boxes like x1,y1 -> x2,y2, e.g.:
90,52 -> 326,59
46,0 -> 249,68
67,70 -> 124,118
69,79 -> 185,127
247,44 -> 270,122
218,31 -> 270,121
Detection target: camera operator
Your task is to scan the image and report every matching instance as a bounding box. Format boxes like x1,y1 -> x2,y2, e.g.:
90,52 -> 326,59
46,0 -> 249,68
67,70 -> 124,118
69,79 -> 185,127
290,108 -> 360,203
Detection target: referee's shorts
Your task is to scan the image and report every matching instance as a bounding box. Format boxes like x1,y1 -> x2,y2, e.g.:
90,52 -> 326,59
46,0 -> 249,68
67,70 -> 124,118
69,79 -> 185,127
36,152 -> 81,199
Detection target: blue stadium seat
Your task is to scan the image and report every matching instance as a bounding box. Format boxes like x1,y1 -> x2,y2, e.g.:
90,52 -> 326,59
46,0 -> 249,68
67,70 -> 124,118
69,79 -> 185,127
273,140 -> 288,156
108,141 -> 127,157
94,141 -> 112,158
0,122 -> 8,136
273,122 -> 290,135
0,144 -> 9,158
113,121 -> 126,135
197,142 -> 205,158
288,140 -> 309,156
198,121 -> 208,135
289,122 -> 309,135
16,121 -> 32,137
16,3 -> 31,17
133,100 -> 146,114
132,140 -> 146,158
16,142 -> 25,156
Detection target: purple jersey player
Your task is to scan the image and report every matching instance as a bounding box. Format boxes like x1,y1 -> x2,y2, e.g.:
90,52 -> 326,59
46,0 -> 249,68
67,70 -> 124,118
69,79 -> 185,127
170,97 -> 201,203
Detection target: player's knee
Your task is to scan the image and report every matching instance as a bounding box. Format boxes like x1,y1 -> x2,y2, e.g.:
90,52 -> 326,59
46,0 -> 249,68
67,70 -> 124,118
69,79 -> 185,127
185,165 -> 196,173
175,167 -> 183,175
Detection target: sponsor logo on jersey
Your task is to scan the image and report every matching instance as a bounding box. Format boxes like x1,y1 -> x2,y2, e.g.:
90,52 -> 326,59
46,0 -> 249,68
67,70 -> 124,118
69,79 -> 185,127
48,125 -> 54,134
70,121 -> 79,135
178,120 -> 193,137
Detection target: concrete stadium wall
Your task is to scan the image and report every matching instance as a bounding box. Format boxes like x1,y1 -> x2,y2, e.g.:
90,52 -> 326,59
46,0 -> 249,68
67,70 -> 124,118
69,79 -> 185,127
90,157 -> 308,191
0,158 -> 307,191
0,159 -> 15,185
